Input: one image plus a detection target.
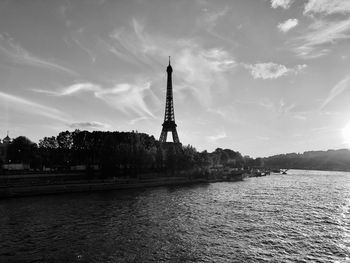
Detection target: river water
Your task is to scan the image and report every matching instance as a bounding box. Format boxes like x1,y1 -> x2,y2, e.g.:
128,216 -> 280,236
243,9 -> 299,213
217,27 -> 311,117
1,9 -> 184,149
1,170 -> 350,262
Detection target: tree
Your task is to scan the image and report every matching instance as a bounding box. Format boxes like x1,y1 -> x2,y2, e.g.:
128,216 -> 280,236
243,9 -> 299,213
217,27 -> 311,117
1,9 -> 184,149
7,136 -> 37,164
56,131 -> 73,169
39,136 -> 58,149
254,157 -> 264,168
57,131 -> 73,149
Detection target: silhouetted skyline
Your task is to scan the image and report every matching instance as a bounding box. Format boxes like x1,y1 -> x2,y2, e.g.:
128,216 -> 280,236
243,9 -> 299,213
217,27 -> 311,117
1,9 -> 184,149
1,0 -> 350,157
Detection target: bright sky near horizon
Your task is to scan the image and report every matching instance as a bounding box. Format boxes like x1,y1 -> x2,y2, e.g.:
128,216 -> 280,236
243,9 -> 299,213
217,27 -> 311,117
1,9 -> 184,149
1,0 -> 350,157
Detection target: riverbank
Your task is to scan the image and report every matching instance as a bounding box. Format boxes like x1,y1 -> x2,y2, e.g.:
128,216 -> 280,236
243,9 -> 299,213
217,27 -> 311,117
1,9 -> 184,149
0,169 -> 251,198
0,176 -> 213,198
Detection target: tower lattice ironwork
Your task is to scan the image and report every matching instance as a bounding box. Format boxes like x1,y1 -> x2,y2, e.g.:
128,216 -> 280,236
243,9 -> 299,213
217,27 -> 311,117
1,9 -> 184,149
159,57 -> 180,144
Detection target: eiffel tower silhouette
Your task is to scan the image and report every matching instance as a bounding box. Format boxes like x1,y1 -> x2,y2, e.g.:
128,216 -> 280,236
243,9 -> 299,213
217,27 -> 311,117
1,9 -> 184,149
159,57 -> 180,144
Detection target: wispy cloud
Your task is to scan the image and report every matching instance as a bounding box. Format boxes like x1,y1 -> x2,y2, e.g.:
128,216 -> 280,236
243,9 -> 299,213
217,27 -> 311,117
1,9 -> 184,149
176,47 -> 235,98
244,62 -> 306,79
304,0 -> 350,15
259,98 -> 296,116
207,106 -> 240,123
290,1 -> 350,58
271,0 -> 293,9
69,121 -> 110,130
176,47 -> 235,105
57,1 -> 72,28
34,83 -> 100,96
207,130 -> 227,142
259,98 -> 275,109
97,37 -> 138,65
71,34 -> 96,63
278,19 -> 298,33
128,116 -> 149,125
321,75 -> 350,109
196,5 -> 233,42
0,91 -> 68,122
33,81 -> 157,118
0,34 -> 76,75
108,18 -> 236,107
96,82 -> 156,117
108,19 -> 159,69
277,98 -> 295,115
201,6 -> 229,26
292,18 -> 350,58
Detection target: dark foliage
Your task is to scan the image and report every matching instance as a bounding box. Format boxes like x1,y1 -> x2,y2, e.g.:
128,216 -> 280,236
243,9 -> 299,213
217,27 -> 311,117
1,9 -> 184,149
1,130 -> 252,177
263,149 -> 350,171
3,130 -> 349,174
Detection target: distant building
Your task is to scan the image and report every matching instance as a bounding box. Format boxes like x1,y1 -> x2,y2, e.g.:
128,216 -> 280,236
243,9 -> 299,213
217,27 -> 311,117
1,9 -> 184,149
3,134 -> 11,144
0,132 -> 11,164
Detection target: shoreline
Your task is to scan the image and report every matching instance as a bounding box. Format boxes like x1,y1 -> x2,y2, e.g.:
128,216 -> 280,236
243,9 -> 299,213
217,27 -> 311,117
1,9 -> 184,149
0,170 -> 249,198
0,176 -> 217,198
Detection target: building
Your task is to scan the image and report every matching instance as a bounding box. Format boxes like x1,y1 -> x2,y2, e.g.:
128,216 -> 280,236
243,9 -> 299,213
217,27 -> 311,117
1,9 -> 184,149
0,133 -> 11,164
159,57 -> 181,145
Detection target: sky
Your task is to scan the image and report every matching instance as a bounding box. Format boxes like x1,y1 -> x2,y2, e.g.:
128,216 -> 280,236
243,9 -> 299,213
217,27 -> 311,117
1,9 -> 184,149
0,0 -> 350,157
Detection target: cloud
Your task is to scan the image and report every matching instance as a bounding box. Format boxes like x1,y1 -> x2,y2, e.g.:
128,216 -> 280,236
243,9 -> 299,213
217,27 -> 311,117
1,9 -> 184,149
201,6 -> 229,25
295,64 -> 308,71
277,98 -> 295,115
63,27 -> 97,63
72,35 -> 96,63
259,98 -> 296,116
128,116 -> 149,125
175,47 -> 235,105
98,38 -> 137,65
304,0 -> 350,15
95,82 -> 156,117
259,98 -> 275,109
33,83 -> 100,96
196,5 -> 233,42
33,81 -> 157,118
0,91 -> 68,121
321,75 -> 350,109
108,19 -> 159,69
108,18 -> 236,107
278,19 -> 298,33
292,18 -> 350,58
58,1 -> 72,28
244,62 -> 306,79
0,34 -> 76,75
207,106 -> 240,123
271,0 -> 293,9
207,130 -> 227,141
69,121 -> 110,130
290,1 -> 350,58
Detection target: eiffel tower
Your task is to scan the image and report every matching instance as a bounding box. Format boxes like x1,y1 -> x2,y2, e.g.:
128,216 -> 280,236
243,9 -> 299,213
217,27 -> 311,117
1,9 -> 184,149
159,57 -> 180,144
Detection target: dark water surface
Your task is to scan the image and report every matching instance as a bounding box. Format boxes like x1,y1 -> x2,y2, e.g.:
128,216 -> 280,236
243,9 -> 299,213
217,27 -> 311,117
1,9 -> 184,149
1,170 -> 350,262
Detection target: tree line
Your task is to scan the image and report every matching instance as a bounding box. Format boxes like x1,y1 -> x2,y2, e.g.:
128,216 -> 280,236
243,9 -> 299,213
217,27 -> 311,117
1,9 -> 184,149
0,130 -> 254,177
2,130 -> 350,175
263,149 -> 350,171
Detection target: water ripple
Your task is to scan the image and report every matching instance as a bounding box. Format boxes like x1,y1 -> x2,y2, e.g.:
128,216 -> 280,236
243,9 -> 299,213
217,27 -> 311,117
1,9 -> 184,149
1,170 -> 350,262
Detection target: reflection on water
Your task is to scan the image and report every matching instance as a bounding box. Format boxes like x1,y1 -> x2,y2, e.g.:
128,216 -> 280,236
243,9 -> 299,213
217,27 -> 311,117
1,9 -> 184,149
1,170 -> 350,262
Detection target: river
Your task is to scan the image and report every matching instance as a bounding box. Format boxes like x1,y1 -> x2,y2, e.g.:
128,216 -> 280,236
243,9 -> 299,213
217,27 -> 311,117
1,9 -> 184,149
1,170 -> 350,262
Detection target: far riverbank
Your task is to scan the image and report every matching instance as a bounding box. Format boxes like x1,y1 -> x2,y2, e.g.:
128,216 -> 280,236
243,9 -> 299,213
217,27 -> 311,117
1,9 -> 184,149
0,177 -> 212,198
1,170 -> 247,198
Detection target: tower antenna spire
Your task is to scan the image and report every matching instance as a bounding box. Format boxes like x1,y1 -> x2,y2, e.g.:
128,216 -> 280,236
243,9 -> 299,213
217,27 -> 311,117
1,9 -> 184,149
169,56 -> 171,65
